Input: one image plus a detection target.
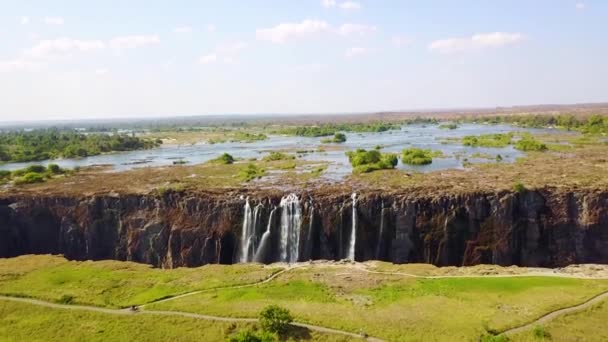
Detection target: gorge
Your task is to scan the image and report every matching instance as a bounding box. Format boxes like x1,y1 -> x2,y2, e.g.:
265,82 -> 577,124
0,188 -> 607,268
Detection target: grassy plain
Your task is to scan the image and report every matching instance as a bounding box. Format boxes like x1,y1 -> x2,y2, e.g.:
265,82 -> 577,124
0,255 -> 279,308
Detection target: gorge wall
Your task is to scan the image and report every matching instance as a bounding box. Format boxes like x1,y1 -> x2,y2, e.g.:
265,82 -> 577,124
0,189 -> 607,268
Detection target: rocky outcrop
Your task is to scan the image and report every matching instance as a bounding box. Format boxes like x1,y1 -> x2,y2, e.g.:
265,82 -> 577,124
0,189 -> 606,268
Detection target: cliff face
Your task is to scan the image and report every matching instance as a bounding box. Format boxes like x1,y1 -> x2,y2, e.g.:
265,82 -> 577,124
0,189 -> 606,268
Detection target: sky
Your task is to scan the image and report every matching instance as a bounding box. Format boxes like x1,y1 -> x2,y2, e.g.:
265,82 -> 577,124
0,0 -> 606,122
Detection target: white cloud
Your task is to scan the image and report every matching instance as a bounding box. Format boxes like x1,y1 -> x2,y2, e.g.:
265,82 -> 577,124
321,0 -> 337,8
257,20 -> 376,43
199,41 -> 248,65
293,63 -> 327,72
28,38 -> 106,58
108,35 -> 160,50
256,20 -> 331,43
199,54 -> 217,64
173,26 -> 192,34
339,1 -> 361,10
19,16 -> 29,25
429,32 -> 525,54
345,47 -> 370,58
576,2 -> 586,10
337,24 -> 377,36
207,24 -> 216,33
391,35 -> 412,48
94,68 -> 109,75
44,17 -> 64,25
0,59 -> 43,73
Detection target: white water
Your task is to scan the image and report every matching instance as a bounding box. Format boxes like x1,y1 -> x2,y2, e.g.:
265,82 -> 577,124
347,193 -> 357,261
254,208 -> 276,263
279,193 -> 302,264
376,202 -> 385,259
240,199 -> 262,263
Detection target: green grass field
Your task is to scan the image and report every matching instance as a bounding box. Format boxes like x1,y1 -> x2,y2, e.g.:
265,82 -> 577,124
2,256 -> 608,341
149,266 -> 608,341
0,255 -> 280,308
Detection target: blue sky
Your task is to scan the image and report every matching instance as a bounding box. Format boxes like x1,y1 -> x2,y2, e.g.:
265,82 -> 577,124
0,0 -> 606,121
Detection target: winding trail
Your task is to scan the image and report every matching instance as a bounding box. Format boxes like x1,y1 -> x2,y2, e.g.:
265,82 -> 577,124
2,263 -> 607,341
501,289 -> 608,336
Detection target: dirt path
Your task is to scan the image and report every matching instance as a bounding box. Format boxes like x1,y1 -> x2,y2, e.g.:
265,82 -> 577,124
0,295 -> 381,341
501,289 -> 608,337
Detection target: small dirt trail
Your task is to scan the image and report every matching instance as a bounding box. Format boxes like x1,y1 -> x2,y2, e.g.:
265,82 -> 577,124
0,295 -> 381,341
500,289 -> 608,337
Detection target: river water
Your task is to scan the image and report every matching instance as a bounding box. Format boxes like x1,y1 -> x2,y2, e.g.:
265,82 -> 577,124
0,124 -> 562,179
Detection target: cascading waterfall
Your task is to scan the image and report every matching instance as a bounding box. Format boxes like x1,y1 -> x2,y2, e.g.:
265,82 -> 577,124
254,208 -> 276,263
347,193 -> 357,261
376,201 -> 385,259
279,194 -> 302,264
239,199 -> 262,263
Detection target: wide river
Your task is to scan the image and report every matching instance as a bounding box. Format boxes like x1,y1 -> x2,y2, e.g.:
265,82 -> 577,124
0,124 -> 563,180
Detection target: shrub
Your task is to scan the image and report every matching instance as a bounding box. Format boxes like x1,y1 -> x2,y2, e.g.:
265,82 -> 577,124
238,164 -> 265,182
402,148 -> 434,165
533,325 -> 550,339
439,123 -> 458,130
333,132 -> 347,143
0,170 -> 11,179
14,172 -> 46,185
259,305 -> 293,334
462,133 -> 513,148
513,182 -> 525,193
24,165 -> 47,173
346,149 -> 398,173
514,135 -> 548,152
262,152 -> 295,162
213,153 -> 235,164
47,164 -> 63,174
228,329 -> 277,342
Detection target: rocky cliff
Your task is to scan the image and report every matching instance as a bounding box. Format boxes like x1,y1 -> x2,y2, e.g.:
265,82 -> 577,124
0,188 -> 606,268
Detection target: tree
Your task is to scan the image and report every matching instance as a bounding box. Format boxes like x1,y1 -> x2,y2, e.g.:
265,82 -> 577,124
259,305 -> 293,334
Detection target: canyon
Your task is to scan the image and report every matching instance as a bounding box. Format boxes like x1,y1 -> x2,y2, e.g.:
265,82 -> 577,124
0,188 -> 607,268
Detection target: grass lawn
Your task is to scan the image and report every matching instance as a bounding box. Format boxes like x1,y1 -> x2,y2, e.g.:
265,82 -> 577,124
0,300 -> 354,342
510,301 -> 608,342
149,265 -> 608,342
0,255 -> 280,308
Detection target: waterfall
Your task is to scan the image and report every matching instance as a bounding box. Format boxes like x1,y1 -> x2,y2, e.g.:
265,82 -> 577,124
376,201 -> 385,260
347,193 -> 357,261
279,193 -> 302,264
304,204 -> 314,260
239,199 -> 261,263
254,208 -> 276,263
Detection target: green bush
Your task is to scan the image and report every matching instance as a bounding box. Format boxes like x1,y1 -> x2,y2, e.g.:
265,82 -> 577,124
438,123 -> 458,130
346,149 -> 398,173
47,164 -> 63,174
228,329 -> 277,342
262,152 -> 295,162
238,164 -> 265,182
0,170 -> 11,179
259,305 -> 293,334
462,133 -> 513,148
514,135 -> 548,152
24,165 -> 47,173
322,133 -> 347,143
402,148 -> 434,165
14,172 -> 46,185
513,182 -> 526,193
213,153 -> 235,164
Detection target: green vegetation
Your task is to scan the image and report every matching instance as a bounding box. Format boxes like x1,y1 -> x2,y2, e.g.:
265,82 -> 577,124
513,182 -> 526,193
238,163 -> 266,182
0,163 -> 69,186
277,122 -> 399,137
0,255 -> 279,308
346,149 -> 398,174
0,129 -> 161,163
514,135 -> 548,152
208,132 -> 268,144
228,329 -> 277,342
262,152 -> 295,162
401,148 -> 435,165
321,133 -> 347,143
259,305 -> 293,334
439,123 -> 459,130
211,153 -> 236,164
463,133 -> 513,148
